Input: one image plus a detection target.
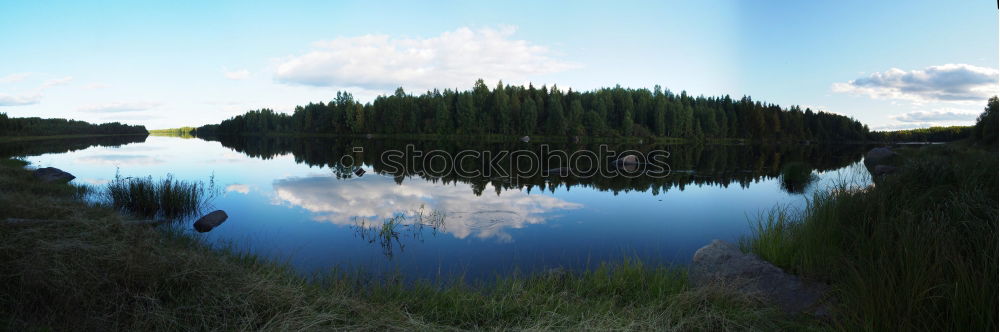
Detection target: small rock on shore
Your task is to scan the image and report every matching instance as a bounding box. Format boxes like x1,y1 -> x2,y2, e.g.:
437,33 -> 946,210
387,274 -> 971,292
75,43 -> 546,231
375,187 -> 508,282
33,167 -> 75,183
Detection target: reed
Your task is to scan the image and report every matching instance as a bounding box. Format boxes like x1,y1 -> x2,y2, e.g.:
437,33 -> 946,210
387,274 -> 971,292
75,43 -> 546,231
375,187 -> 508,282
104,172 -> 215,219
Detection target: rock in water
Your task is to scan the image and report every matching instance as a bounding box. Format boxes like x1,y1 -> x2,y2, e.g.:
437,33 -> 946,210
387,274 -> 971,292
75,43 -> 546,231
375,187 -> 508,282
32,167 -> 75,183
689,240 -> 831,316
613,154 -> 639,165
864,147 -> 901,180
193,210 -> 228,233
863,147 -> 897,170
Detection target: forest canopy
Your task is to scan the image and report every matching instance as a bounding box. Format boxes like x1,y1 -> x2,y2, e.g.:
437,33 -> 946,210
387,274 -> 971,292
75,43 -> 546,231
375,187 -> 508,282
0,113 -> 148,136
196,80 -> 872,141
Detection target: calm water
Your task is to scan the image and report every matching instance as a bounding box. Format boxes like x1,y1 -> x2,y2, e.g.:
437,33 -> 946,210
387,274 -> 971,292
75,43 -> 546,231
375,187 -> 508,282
8,135 -> 870,280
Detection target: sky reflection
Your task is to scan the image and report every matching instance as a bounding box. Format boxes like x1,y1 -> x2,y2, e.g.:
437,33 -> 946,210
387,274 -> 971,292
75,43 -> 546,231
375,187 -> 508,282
271,173 -> 582,241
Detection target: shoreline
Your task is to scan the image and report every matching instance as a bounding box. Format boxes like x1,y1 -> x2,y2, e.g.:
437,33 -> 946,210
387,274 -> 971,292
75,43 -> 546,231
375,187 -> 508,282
1,135 -> 994,330
0,153 -> 804,330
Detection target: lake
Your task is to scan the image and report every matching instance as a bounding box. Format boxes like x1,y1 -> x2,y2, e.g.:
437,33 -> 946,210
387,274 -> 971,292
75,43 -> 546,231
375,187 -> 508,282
6,135 -> 871,281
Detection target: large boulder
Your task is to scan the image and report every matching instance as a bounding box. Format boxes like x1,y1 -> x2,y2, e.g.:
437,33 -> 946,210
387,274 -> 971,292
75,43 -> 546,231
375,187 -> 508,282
864,147 -> 901,180
863,147 -> 897,170
689,240 -> 831,316
32,167 -> 75,183
193,210 -> 228,233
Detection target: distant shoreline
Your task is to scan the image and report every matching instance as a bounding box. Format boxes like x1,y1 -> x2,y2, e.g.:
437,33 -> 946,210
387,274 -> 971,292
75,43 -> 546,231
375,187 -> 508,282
0,133 -> 149,144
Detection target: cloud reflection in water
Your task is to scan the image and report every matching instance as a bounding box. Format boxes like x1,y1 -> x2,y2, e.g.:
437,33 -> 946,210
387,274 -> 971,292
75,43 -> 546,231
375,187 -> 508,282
271,174 -> 582,241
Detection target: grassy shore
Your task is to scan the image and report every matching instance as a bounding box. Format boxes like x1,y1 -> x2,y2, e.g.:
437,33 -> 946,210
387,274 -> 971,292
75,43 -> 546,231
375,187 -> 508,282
0,157 -> 797,330
742,143 -> 998,330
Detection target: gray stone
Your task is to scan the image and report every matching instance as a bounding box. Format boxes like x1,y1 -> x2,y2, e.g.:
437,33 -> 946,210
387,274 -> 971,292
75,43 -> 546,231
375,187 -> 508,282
193,210 -> 228,233
613,154 -> 639,165
864,147 -> 901,179
863,147 -> 897,170
689,240 -> 831,316
32,167 -> 75,183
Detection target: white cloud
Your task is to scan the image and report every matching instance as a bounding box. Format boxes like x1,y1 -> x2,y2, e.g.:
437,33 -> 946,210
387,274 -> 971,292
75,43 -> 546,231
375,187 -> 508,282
0,93 -> 41,106
224,69 -> 250,80
274,26 -> 577,90
890,109 -> 979,123
873,122 -> 946,131
40,76 -> 73,88
83,83 -> 112,90
98,114 -> 162,121
78,101 -> 161,113
226,184 -> 250,194
0,73 -> 31,83
833,64 -> 998,103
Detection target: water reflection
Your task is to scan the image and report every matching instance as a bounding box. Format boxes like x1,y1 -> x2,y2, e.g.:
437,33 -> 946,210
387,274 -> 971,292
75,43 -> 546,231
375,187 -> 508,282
76,154 -> 165,166
351,209 -> 446,258
205,135 -> 870,195
272,173 -> 582,241
11,135 -> 875,278
0,135 -> 148,158
225,184 -> 250,194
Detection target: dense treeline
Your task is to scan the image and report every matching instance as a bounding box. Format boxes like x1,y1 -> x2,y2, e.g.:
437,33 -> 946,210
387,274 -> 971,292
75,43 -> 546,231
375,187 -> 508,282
0,135 -> 148,158
973,96 -> 998,145
873,126 -> 973,142
149,127 -> 196,135
0,113 -> 147,136
149,127 -> 196,138
197,80 -> 871,141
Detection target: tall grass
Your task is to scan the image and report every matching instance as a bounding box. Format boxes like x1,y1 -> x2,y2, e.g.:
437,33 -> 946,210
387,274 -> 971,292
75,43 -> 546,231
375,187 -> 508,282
104,172 -> 216,219
742,144 -> 998,330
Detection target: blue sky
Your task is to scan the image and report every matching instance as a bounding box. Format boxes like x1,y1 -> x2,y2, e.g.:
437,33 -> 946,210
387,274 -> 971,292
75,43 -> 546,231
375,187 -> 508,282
0,0 -> 996,130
